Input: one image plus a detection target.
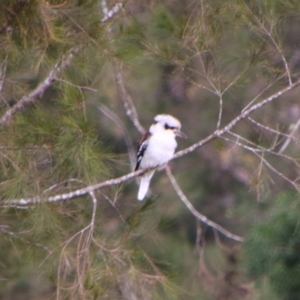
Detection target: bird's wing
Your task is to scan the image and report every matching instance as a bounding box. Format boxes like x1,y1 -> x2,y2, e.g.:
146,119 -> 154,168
135,132 -> 151,171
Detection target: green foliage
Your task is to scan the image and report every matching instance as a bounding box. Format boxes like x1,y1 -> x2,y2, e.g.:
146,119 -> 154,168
152,8 -> 180,39
115,19 -> 146,61
1,0 -> 300,299
244,193 -> 300,300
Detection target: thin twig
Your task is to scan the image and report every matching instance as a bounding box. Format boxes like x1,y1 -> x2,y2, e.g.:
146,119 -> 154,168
100,1 -> 144,135
114,62 -> 145,134
216,93 -> 223,129
242,79 -> 280,113
227,131 -> 300,169
174,78 -> 300,159
56,78 -> 98,92
247,116 -> 291,138
165,167 -> 244,242
101,0 -> 124,23
279,117 -> 300,153
56,190 -> 98,299
99,104 -> 136,170
0,56 -> 7,96
222,135 -> 300,191
0,226 -> 51,254
253,16 -> 292,85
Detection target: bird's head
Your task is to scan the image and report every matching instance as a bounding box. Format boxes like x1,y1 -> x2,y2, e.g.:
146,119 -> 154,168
149,114 -> 187,138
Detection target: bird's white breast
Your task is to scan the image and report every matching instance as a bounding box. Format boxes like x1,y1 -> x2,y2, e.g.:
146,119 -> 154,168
140,131 -> 177,169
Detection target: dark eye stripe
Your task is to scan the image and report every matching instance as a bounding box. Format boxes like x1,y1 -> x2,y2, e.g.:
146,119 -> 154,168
164,124 -> 175,130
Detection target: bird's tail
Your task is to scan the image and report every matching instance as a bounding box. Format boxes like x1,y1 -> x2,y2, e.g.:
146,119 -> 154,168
137,170 -> 155,201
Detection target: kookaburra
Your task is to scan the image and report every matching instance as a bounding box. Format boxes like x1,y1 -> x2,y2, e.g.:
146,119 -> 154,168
135,114 -> 187,200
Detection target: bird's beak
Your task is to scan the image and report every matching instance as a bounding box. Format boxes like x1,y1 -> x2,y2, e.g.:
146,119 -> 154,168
176,130 -> 188,139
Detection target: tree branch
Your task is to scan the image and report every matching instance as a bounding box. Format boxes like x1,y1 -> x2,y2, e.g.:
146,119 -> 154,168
99,104 -> 136,170
113,62 -> 146,134
0,50 -> 76,127
174,79 -> 300,159
253,15 -> 292,85
3,169 -> 144,206
279,117 -> 300,153
0,56 -> 7,96
101,1 -> 124,23
165,167 -> 244,242
3,79 -> 300,207
222,135 -> 300,192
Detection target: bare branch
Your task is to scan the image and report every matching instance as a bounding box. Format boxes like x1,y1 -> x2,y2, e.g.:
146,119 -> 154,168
98,104 -> 136,170
0,226 -> 51,254
254,152 -> 300,191
56,78 -> 98,92
100,191 -> 127,223
222,135 -> 300,192
185,74 -> 217,95
198,52 -> 219,93
279,117 -> 300,153
0,50 -> 76,127
0,56 -> 10,108
100,0 -> 144,134
0,56 -> 7,96
247,116 -> 291,138
165,167 -> 244,242
101,1 -> 124,23
114,62 -> 146,134
174,79 -> 300,159
242,78 -> 282,113
3,169 -> 144,206
221,68 -> 248,95
253,16 -> 292,85
228,131 -> 300,170
56,190 -> 98,299
216,93 -> 223,130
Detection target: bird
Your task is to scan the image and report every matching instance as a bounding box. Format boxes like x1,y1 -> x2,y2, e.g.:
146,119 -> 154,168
135,114 -> 187,200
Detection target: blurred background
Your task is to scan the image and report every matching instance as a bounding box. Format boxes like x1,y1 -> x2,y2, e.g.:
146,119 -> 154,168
0,0 -> 300,299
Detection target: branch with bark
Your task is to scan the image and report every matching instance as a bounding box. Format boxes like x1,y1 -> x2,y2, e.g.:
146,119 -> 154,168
0,49 -> 77,127
166,167 -> 244,242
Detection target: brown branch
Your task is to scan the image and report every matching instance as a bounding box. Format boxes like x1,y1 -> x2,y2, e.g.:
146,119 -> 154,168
0,50 -> 76,127
165,167 -> 244,242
